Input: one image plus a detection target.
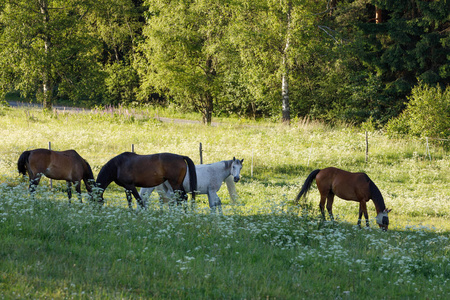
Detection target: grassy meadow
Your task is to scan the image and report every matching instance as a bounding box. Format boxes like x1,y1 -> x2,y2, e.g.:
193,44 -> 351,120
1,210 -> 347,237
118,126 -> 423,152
0,105 -> 449,299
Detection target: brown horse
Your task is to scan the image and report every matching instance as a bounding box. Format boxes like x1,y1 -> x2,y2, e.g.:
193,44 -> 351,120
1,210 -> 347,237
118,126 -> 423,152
17,149 -> 94,202
95,152 -> 197,209
295,167 -> 391,230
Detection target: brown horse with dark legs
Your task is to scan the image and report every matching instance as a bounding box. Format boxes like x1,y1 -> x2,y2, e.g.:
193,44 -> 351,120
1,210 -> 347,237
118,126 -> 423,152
95,152 -> 197,209
295,167 -> 391,230
17,149 -> 94,203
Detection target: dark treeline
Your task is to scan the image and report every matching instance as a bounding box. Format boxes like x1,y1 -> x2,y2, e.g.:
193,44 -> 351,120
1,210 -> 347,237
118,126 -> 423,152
0,0 -> 449,127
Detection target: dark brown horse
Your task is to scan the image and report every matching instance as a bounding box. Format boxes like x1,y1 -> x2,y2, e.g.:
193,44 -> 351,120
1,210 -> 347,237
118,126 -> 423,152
295,167 -> 391,230
17,149 -> 94,202
95,152 -> 197,209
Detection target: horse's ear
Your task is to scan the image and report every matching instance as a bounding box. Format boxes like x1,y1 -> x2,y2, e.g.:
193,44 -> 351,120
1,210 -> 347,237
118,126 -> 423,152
233,157 -> 236,161
241,159 -> 244,163
385,208 -> 392,213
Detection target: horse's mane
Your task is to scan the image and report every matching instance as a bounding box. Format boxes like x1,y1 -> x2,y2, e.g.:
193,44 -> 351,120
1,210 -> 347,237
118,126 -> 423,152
223,160 -> 233,170
83,159 -> 95,180
366,174 -> 386,212
97,152 -> 136,187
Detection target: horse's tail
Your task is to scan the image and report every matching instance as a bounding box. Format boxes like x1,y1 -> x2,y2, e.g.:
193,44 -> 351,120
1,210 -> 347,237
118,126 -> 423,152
183,156 -> 197,201
368,176 -> 386,212
295,169 -> 321,204
17,150 -> 31,176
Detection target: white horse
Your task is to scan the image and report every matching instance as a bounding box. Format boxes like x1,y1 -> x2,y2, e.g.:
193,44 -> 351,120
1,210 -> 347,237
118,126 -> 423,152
139,158 -> 244,212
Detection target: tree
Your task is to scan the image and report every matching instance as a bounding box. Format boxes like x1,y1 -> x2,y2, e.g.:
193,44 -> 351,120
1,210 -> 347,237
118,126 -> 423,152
0,0 -> 145,108
85,0 -> 144,105
0,1 -> 103,108
227,0 -> 320,124
327,0 -> 450,123
136,0 -> 232,124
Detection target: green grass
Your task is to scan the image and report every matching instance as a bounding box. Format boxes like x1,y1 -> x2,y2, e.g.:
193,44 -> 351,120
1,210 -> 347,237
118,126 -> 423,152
0,106 -> 449,299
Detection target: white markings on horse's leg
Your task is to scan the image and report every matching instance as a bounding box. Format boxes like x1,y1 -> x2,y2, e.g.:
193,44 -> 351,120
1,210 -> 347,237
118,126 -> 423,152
125,190 -> 133,208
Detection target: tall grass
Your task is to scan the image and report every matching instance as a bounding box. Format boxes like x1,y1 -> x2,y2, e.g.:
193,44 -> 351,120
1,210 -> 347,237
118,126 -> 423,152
0,106 -> 449,298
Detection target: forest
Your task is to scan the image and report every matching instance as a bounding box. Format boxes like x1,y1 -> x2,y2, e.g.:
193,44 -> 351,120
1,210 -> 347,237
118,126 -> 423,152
0,0 -> 449,133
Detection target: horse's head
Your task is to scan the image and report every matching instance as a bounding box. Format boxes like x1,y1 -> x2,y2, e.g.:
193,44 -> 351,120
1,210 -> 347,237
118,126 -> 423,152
376,208 -> 392,231
231,157 -> 244,182
91,182 -> 106,205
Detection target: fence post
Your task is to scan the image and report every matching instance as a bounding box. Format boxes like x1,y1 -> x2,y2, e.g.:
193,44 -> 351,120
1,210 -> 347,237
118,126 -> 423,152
426,137 -> 431,161
49,142 -> 53,189
365,131 -> 369,163
251,149 -> 254,178
199,142 -> 203,164
307,147 -> 312,167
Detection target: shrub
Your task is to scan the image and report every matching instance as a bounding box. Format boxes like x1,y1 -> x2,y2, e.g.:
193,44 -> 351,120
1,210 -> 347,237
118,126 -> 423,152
386,83 -> 450,139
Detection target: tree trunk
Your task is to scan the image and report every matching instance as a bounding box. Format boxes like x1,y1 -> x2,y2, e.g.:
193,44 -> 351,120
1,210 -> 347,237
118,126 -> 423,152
375,7 -> 382,24
281,65 -> 290,124
202,57 -> 215,125
281,2 -> 292,125
202,92 -> 213,125
40,0 -> 52,109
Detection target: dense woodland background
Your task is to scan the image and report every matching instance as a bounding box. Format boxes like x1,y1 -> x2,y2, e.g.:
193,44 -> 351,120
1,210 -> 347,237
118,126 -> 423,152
0,0 -> 449,135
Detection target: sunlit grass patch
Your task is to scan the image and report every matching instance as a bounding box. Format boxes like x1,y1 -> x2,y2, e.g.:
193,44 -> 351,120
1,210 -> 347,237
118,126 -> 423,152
0,106 -> 449,298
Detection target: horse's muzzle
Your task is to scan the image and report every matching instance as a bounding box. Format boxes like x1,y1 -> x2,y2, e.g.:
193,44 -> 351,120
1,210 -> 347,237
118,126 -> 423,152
380,216 -> 389,231
234,176 -> 240,183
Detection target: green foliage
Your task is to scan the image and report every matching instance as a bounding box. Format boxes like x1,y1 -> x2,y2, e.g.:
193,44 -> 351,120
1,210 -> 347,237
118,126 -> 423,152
104,63 -> 139,105
335,0 -> 450,120
386,83 -> 450,139
0,0 -> 143,107
0,0 -> 448,126
136,0 -> 232,124
226,0 -> 322,120
0,1 -> 104,106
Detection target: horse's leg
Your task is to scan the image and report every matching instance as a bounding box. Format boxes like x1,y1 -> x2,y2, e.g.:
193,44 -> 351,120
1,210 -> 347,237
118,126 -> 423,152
173,188 -> 187,205
74,181 -> 83,203
326,192 -> 335,221
29,174 -> 42,197
139,187 -> 155,209
358,200 -> 370,227
129,187 -> 146,209
125,190 -> 133,208
207,190 -> 222,214
173,190 -> 188,212
362,200 -> 369,227
157,182 -> 174,205
357,207 -> 363,227
224,175 -> 238,204
319,193 -> 327,220
66,181 -> 73,203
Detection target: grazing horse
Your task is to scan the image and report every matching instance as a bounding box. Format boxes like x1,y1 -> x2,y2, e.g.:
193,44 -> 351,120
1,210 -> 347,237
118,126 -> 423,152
295,167 -> 391,230
140,157 -> 244,212
17,149 -> 94,203
95,152 -> 197,209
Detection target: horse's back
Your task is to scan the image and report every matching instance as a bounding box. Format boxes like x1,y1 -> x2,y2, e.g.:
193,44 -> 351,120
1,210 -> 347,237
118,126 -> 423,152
184,161 -> 225,193
29,149 -> 86,181
317,167 -> 371,201
117,152 -> 188,188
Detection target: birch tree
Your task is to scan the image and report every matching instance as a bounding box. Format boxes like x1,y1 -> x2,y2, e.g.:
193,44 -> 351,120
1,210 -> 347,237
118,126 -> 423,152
228,0 -> 319,124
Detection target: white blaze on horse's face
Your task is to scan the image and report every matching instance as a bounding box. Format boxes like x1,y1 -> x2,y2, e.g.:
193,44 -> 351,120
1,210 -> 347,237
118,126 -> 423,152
376,208 -> 391,231
231,158 -> 244,183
